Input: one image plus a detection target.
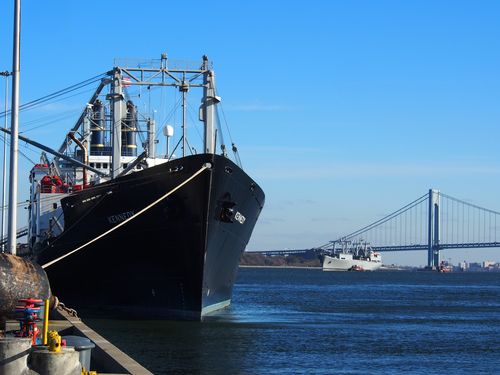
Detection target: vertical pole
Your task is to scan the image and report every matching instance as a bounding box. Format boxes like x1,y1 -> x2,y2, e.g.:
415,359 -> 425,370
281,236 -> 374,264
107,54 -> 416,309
427,189 -> 433,267
166,136 -> 170,158
42,299 -> 49,345
7,0 -> 21,255
83,104 -> 91,147
147,118 -> 155,158
1,75 -> 9,251
202,55 -> 218,154
427,189 -> 440,268
433,192 -> 440,267
110,70 -> 123,178
181,74 -> 187,157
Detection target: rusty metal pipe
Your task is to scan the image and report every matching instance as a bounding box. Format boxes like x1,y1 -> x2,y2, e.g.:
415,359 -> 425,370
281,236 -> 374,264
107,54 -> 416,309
0,253 -> 53,319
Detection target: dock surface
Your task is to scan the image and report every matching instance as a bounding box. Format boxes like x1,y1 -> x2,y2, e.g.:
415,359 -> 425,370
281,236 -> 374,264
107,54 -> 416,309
6,306 -> 153,375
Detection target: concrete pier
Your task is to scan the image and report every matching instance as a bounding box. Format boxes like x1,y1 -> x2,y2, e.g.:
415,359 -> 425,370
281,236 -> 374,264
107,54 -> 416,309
2,306 -> 153,375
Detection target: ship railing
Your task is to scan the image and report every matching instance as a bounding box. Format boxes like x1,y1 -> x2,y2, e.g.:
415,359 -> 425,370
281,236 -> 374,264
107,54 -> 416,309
113,58 -> 211,71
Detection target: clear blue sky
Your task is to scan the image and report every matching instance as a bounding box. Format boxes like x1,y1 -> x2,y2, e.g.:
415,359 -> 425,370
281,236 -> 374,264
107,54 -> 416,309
1,0 -> 499,266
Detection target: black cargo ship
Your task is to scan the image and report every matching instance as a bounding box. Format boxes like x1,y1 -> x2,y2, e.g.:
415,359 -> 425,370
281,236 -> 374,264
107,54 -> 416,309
25,55 -> 264,319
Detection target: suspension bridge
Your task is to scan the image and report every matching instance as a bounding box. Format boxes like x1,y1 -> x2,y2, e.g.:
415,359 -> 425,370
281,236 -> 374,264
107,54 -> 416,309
261,189 -> 500,268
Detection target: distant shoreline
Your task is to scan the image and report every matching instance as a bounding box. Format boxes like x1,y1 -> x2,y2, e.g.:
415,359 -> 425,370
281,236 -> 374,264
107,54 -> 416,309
239,265 -> 321,269
239,265 -> 499,272
239,265 -> 418,272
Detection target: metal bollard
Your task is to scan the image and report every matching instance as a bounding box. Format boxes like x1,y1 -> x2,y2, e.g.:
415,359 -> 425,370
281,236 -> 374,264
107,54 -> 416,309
29,346 -> 81,375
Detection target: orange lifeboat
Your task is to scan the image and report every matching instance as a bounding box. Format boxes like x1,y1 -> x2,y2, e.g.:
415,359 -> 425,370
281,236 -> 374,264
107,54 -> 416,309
40,175 -> 64,193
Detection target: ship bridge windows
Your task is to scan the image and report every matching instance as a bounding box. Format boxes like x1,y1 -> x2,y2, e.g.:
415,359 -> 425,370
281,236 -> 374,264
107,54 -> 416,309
89,162 -> 108,170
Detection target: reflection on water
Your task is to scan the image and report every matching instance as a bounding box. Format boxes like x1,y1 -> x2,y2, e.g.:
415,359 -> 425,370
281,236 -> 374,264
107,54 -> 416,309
85,314 -> 261,374
84,268 -> 500,375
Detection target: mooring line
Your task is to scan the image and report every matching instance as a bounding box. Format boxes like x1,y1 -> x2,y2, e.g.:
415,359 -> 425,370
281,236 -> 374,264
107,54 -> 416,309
42,164 -> 209,269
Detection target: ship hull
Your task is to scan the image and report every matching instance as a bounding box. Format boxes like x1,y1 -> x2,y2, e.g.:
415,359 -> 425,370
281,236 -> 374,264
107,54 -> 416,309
322,255 -> 382,271
35,154 -> 264,320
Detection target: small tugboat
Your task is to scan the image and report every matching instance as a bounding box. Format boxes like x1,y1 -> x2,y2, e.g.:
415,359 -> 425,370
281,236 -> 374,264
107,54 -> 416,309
3,54 -> 265,320
438,261 -> 453,273
348,264 -> 365,272
321,240 -> 382,272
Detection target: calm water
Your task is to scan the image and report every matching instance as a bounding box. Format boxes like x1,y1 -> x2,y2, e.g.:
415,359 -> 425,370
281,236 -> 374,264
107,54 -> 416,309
85,268 -> 500,374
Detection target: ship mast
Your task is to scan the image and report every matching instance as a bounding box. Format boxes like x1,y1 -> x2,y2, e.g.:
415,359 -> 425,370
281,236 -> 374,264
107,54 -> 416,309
201,55 -> 219,154
180,73 -> 188,157
7,0 -> 21,255
110,69 -> 124,178
104,55 -> 220,173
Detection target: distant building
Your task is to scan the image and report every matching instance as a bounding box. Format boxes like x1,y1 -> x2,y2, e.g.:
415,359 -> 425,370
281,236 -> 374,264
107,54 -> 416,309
455,260 -> 499,272
483,260 -> 495,268
468,262 -> 483,271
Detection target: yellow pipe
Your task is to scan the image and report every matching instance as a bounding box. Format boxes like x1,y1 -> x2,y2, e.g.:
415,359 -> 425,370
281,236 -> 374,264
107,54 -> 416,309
43,299 -> 49,345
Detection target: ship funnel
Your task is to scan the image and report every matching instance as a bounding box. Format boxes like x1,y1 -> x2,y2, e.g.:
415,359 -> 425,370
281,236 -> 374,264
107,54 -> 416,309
122,100 -> 137,156
90,100 -> 106,155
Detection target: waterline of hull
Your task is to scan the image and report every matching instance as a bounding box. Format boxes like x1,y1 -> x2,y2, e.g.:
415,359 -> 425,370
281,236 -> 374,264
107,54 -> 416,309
201,299 -> 231,316
322,255 -> 382,271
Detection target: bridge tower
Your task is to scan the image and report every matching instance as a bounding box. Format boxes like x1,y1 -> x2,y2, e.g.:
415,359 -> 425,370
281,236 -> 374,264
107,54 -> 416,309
427,189 -> 440,268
